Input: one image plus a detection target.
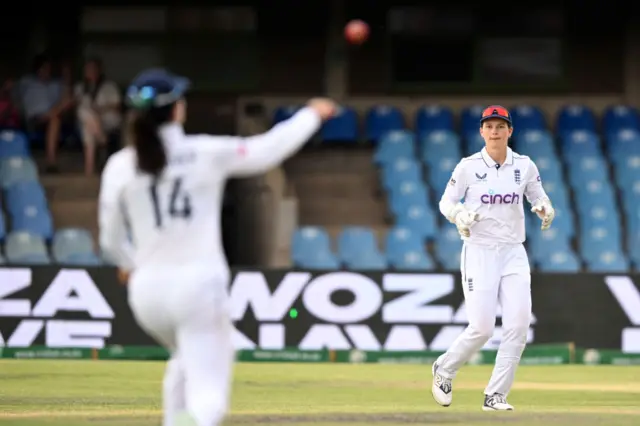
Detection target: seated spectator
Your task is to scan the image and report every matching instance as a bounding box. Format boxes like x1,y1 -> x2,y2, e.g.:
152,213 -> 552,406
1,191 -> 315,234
74,58 -> 123,175
17,55 -> 75,173
0,79 -> 21,129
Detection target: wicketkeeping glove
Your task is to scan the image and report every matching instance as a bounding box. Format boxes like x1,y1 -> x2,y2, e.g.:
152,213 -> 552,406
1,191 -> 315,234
531,197 -> 555,230
454,209 -> 480,238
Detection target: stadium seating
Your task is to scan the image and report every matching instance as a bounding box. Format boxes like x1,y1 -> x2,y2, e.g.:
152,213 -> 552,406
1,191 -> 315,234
52,228 -> 102,265
0,129 -> 102,266
286,102 -> 640,272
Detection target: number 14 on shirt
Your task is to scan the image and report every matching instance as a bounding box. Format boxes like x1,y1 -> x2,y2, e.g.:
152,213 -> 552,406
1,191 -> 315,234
148,177 -> 192,228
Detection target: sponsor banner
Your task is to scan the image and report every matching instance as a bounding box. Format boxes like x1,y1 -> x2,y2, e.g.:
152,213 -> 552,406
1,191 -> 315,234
1,267 -> 640,354
236,349 -> 329,363
0,266 -> 155,349
230,271 -> 640,353
0,347 -> 93,359
578,348 -> 640,365
334,343 -> 572,365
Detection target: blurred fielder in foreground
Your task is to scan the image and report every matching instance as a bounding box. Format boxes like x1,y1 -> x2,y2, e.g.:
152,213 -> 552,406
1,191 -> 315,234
432,105 -> 555,411
98,68 -> 336,426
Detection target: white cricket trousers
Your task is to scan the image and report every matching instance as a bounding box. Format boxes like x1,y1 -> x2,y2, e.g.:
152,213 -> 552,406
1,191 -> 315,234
437,242 -> 532,397
128,265 -> 235,426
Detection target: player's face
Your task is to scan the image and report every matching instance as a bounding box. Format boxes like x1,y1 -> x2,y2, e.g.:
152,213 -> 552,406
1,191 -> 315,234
480,119 -> 512,149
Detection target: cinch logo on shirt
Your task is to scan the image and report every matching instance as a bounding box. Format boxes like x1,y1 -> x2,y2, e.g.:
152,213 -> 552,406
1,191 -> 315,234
481,190 -> 520,205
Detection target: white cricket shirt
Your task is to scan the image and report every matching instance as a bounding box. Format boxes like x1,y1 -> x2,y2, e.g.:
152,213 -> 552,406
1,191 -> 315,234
98,107 -> 322,274
439,147 -> 549,245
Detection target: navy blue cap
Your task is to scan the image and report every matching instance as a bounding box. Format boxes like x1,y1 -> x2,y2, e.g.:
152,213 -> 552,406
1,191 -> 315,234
125,68 -> 190,109
480,105 -> 512,125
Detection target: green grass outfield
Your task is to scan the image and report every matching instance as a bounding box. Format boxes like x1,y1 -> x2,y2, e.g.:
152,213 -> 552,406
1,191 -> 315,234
1,360 -> 639,425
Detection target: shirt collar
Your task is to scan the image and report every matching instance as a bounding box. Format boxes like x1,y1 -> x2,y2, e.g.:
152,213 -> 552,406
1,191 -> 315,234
481,147 -> 514,168
158,122 -> 185,144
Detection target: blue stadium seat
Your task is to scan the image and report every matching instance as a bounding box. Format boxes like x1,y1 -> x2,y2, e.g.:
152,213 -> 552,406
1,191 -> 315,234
0,157 -> 39,189
388,180 -> 430,217
602,105 -> 640,138
5,181 -> 48,216
556,105 -> 596,136
622,177 -> 640,199
291,226 -> 332,265
9,204 -> 54,240
4,231 -> 51,264
579,226 -> 623,264
272,105 -> 300,125
608,129 -> 640,164
540,179 -> 570,209
391,249 -> 435,271
460,105 -> 484,135
61,252 -> 103,266
614,154 -> 640,187
415,105 -> 454,134
421,130 -> 462,163
373,130 -> 416,165
346,251 -> 388,270
560,130 -> 602,159
587,251 -> 630,272
511,105 -> 546,136
321,106 -> 358,143
513,130 -> 556,157
0,130 -> 29,158
527,227 -> 572,264
580,205 -> 621,237
628,233 -> 640,267
298,250 -> 341,270
365,105 -> 404,142
385,226 -> 423,258
395,205 -> 437,241
622,187 -> 640,234
0,211 -> 5,242
573,180 -> 616,210
566,156 -> 609,188
427,156 -> 458,194
337,226 -> 379,263
434,226 -> 462,270
381,158 -> 422,191
624,197 -> 640,235
465,132 -> 485,155
529,155 -> 563,183
52,228 -> 99,264
537,249 -> 581,272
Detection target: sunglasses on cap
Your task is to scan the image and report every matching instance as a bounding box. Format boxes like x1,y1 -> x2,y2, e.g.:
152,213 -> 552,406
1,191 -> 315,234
480,105 -> 512,124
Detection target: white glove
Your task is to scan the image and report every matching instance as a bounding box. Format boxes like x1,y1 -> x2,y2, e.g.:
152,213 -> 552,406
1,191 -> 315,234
531,197 -> 555,230
454,209 -> 479,238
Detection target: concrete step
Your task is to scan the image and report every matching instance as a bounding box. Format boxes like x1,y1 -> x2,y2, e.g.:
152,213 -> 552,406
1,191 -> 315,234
50,199 -> 98,242
294,172 -> 378,197
41,174 -> 101,201
285,149 -> 375,175
299,196 -> 386,226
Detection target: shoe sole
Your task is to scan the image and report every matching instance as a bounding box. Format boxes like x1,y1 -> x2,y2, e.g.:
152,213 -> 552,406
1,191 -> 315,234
482,406 -> 514,412
431,362 -> 451,408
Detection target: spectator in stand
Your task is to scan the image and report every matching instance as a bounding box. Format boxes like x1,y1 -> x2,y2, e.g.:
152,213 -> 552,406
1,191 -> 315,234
17,55 -> 75,173
0,79 -> 22,130
74,57 -> 123,175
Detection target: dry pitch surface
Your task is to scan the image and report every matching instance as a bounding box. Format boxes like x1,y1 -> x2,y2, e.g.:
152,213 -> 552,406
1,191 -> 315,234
1,360 -> 639,425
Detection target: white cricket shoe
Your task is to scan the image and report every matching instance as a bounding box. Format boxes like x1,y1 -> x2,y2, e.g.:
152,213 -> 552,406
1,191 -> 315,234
482,393 -> 514,411
431,361 -> 452,407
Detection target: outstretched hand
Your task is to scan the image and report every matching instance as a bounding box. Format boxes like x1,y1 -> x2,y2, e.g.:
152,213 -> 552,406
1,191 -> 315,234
307,98 -> 338,121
